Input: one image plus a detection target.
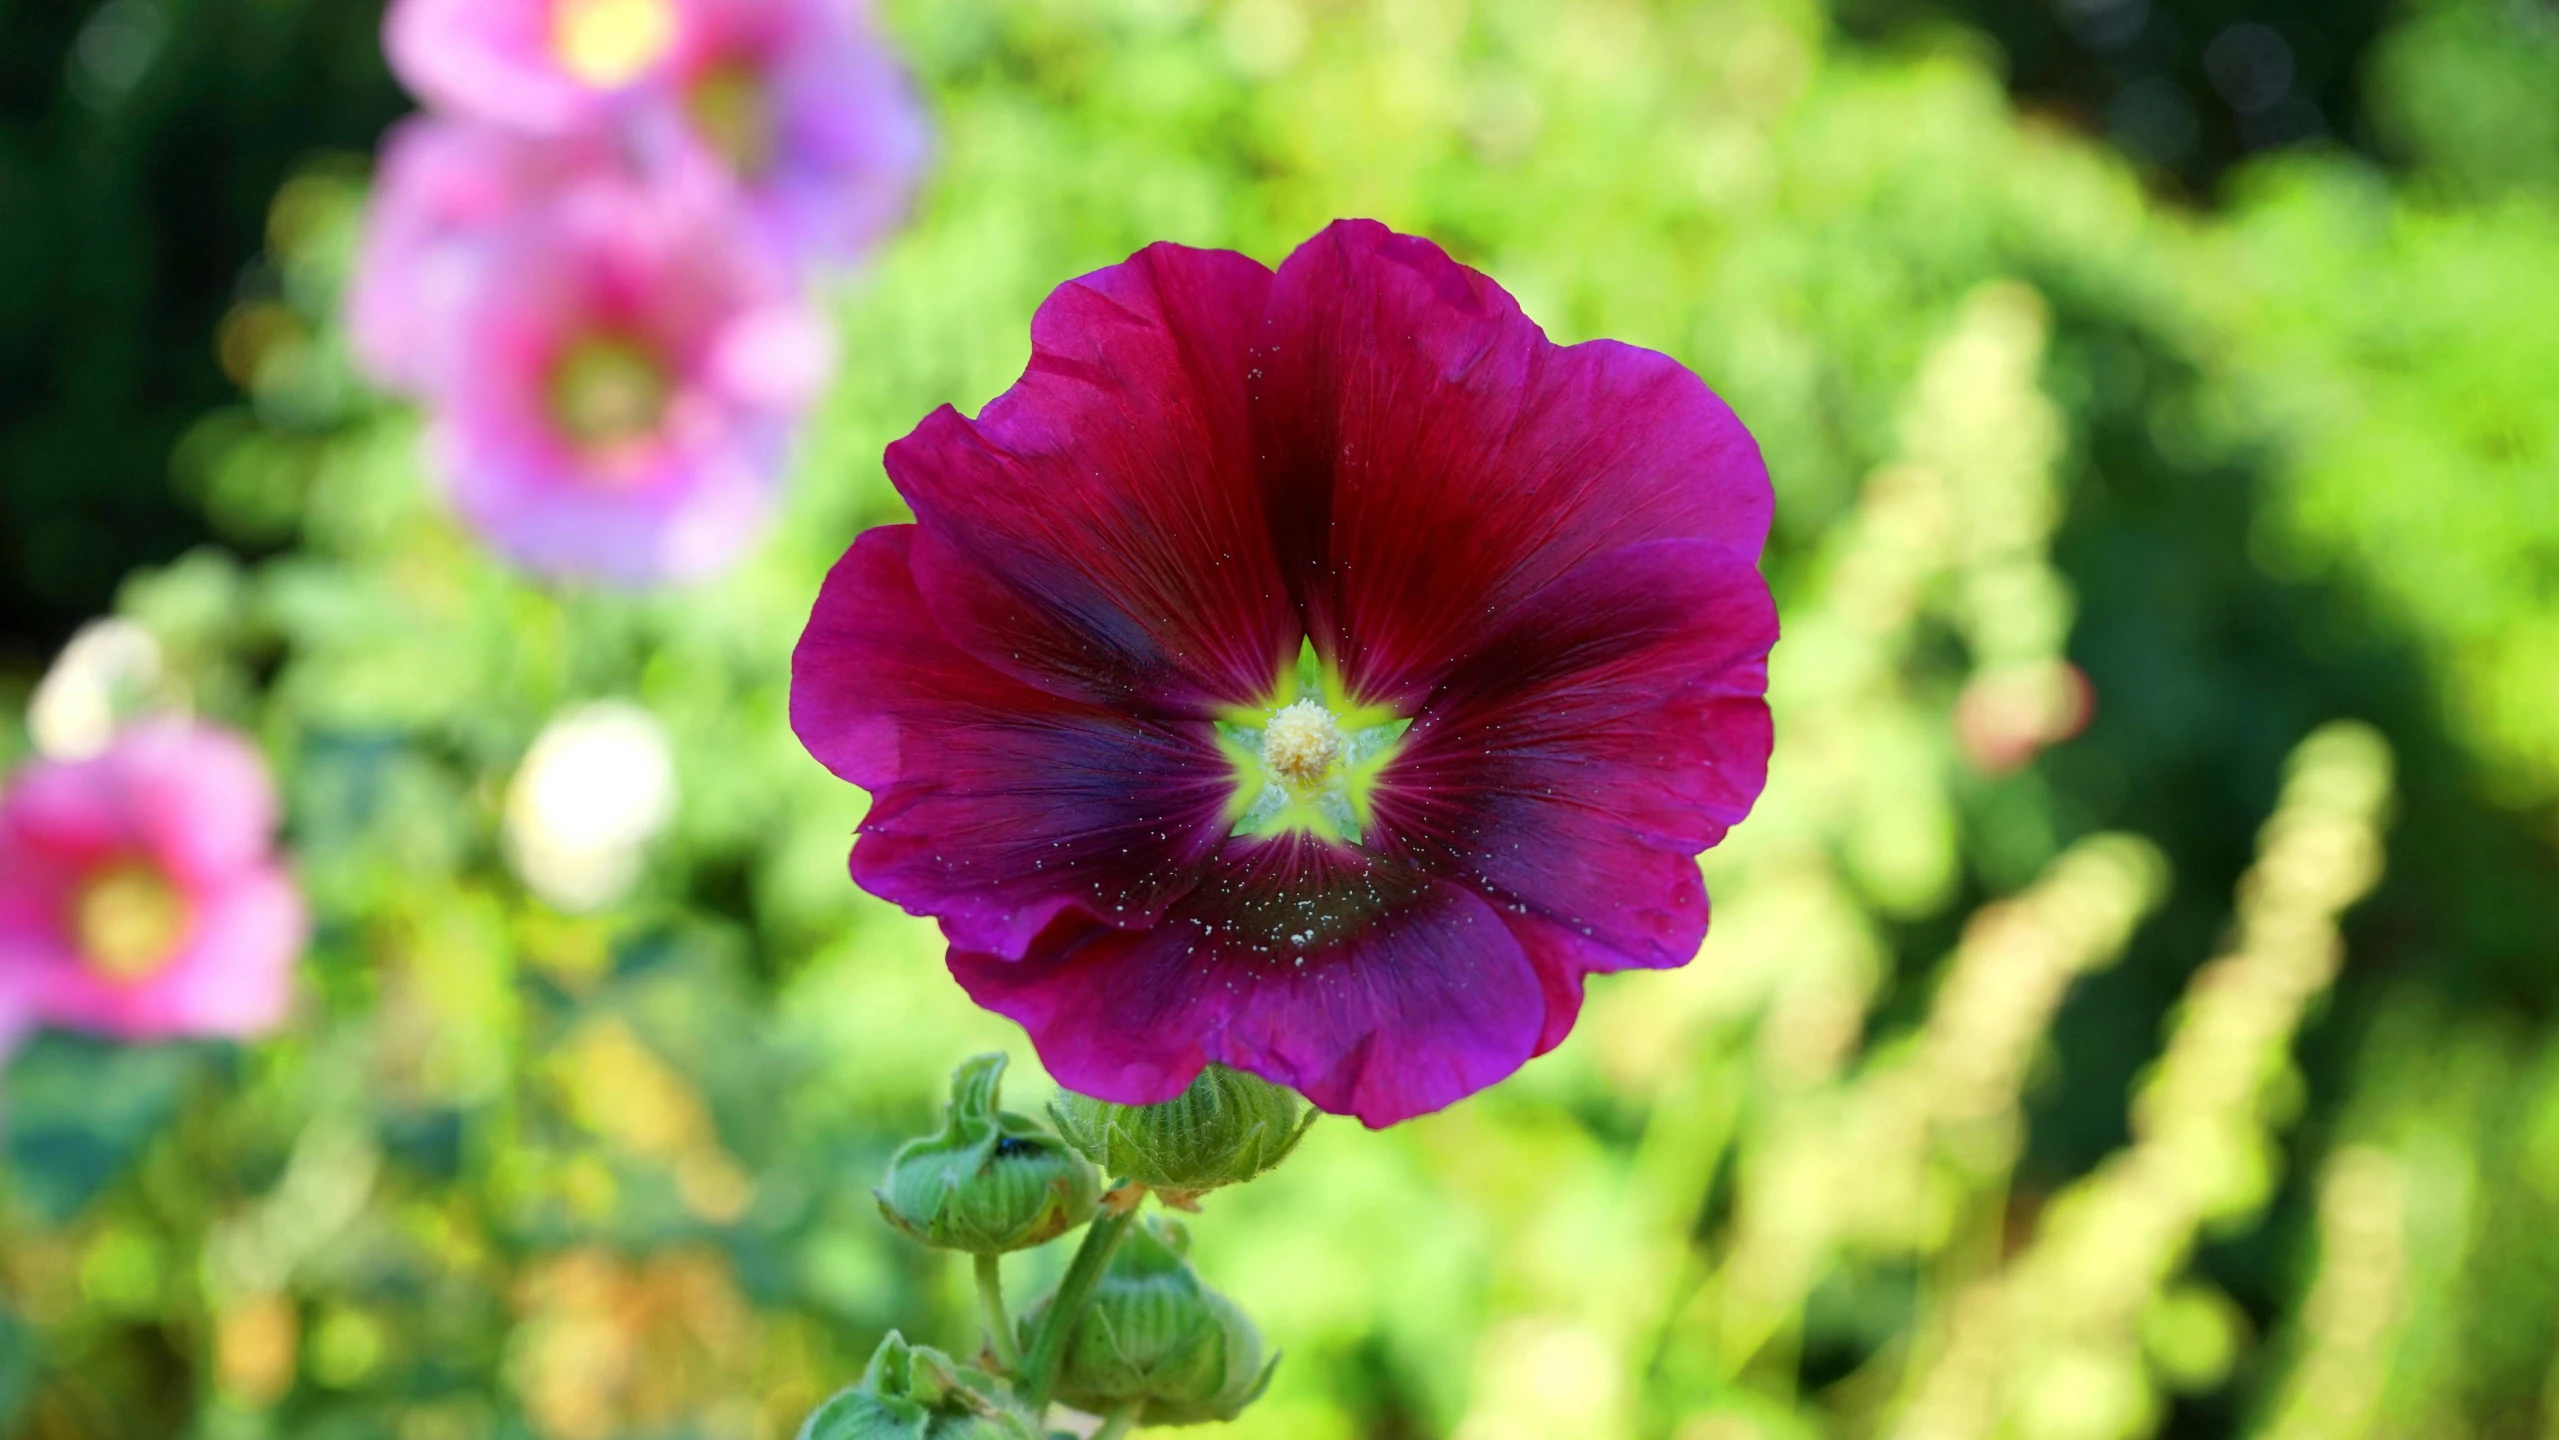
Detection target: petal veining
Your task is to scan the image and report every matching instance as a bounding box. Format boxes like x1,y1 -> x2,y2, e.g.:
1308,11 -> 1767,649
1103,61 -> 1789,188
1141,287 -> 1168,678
889,243 -> 1298,715
793,526 -> 1237,958
1255,219 -> 1772,708
1371,538 -> 1775,1028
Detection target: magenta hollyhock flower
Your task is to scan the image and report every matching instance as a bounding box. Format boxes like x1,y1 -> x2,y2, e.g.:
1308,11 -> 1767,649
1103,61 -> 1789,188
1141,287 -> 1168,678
423,160 -> 833,584
791,221 -> 1777,1127
0,720 -> 306,1042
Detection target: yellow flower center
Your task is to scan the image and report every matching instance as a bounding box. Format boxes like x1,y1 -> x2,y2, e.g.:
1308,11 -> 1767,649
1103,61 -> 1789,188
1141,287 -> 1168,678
1217,642 -> 1410,845
554,0 -> 678,88
1260,700 -> 1342,792
550,337 -> 672,453
688,63 -> 775,177
74,863 -> 190,983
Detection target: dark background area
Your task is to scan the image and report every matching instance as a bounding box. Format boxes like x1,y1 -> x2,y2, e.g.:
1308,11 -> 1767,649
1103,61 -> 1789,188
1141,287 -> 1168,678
0,0 -> 2403,663
1835,0 -> 2398,182
0,0 -> 402,667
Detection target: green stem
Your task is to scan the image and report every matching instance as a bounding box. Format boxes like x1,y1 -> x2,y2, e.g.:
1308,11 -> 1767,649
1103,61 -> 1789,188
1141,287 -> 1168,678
1018,1206 -> 1136,1411
975,1252 -> 1021,1372
1093,1403 -> 1141,1440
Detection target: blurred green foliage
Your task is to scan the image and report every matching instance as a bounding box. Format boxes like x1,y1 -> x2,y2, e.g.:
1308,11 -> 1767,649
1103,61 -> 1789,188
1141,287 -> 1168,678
6,0 -> 2559,1437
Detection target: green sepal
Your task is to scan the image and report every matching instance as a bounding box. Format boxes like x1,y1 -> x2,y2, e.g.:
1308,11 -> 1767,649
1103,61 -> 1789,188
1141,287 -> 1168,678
1017,1217 -> 1279,1427
878,1054 -> 1103,1255
1049,1065 -> 1314,1198
799,1333 -> 1043,1440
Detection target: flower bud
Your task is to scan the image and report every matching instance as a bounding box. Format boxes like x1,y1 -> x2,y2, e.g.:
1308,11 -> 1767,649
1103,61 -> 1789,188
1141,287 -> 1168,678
878,1054 -> 1103,1254
1048,1065 -> 1313,1200
1020,1216 -> 1276,1427
799,1332 -> 1041,1440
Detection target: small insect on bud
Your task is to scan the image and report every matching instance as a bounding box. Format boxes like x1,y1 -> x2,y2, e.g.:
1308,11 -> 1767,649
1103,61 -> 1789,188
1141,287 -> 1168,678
878,1054 -> 1103,1254
1019,1216 -> 1277,1427
1049,1065 -> 1314,1204
799,1332 -> 1042,1440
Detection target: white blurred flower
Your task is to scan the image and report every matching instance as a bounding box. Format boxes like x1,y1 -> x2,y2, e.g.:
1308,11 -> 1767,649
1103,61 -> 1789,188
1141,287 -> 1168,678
28,618 -> 165,760
504,701 -> 678,913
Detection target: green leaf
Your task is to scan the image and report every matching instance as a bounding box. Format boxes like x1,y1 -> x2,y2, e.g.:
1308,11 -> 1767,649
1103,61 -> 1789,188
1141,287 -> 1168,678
2,1033 -> 198,1223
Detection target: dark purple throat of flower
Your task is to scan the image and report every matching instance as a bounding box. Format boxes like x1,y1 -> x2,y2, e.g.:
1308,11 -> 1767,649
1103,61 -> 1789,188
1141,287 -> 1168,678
790,220 -> 1779,1128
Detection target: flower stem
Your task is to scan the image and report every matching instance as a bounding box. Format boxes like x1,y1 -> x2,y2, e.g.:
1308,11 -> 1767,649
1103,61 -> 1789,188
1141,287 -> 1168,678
1018,1206 -> 1136,1411
975,1252 -> 1021,1372
1093,1403 -> 1141,1440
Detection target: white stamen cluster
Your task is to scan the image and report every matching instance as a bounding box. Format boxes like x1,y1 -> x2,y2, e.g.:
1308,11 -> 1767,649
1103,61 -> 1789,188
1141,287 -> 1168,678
1260,699 -> 1342,791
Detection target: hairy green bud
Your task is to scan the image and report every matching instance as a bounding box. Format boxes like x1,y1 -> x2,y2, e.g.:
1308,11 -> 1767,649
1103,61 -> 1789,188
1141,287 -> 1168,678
798,1333 -> 1040,1440
1048,1065 -> 1313,1199
878,1054 -> 1102,1254
1019,1216 -> 1276,1427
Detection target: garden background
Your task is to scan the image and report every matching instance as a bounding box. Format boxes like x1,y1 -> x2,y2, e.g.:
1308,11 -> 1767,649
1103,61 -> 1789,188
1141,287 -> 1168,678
4,0 -> 2558,1436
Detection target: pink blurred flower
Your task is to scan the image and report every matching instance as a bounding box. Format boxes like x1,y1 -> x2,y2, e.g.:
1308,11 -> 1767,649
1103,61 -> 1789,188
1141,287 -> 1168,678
381,0 -> 926,271
362,0 -> 918,582
422,161 -> 834,584
388,0 -> 691,134
646,0 -> 927,268
349,117 -> 616,394
0,720 -> 306,1043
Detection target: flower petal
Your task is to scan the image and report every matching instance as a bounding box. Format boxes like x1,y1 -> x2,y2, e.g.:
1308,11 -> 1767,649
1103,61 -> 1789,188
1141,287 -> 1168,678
1256,219 -> 1773,707
1502,909 -> 1662,1057
348,118 -> 564,395
0,720 -> 280,884
1374,538 -> 1775,986
31,868 -> 305,1040
385,0 -> 611,134
888,242 -> 1297,714
952,838 -> 1545,1127
792,526 -> 1233,959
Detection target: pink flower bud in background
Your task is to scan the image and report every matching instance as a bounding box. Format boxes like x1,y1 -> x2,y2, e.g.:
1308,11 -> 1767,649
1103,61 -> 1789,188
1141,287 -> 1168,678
0,720 -> 306,1043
